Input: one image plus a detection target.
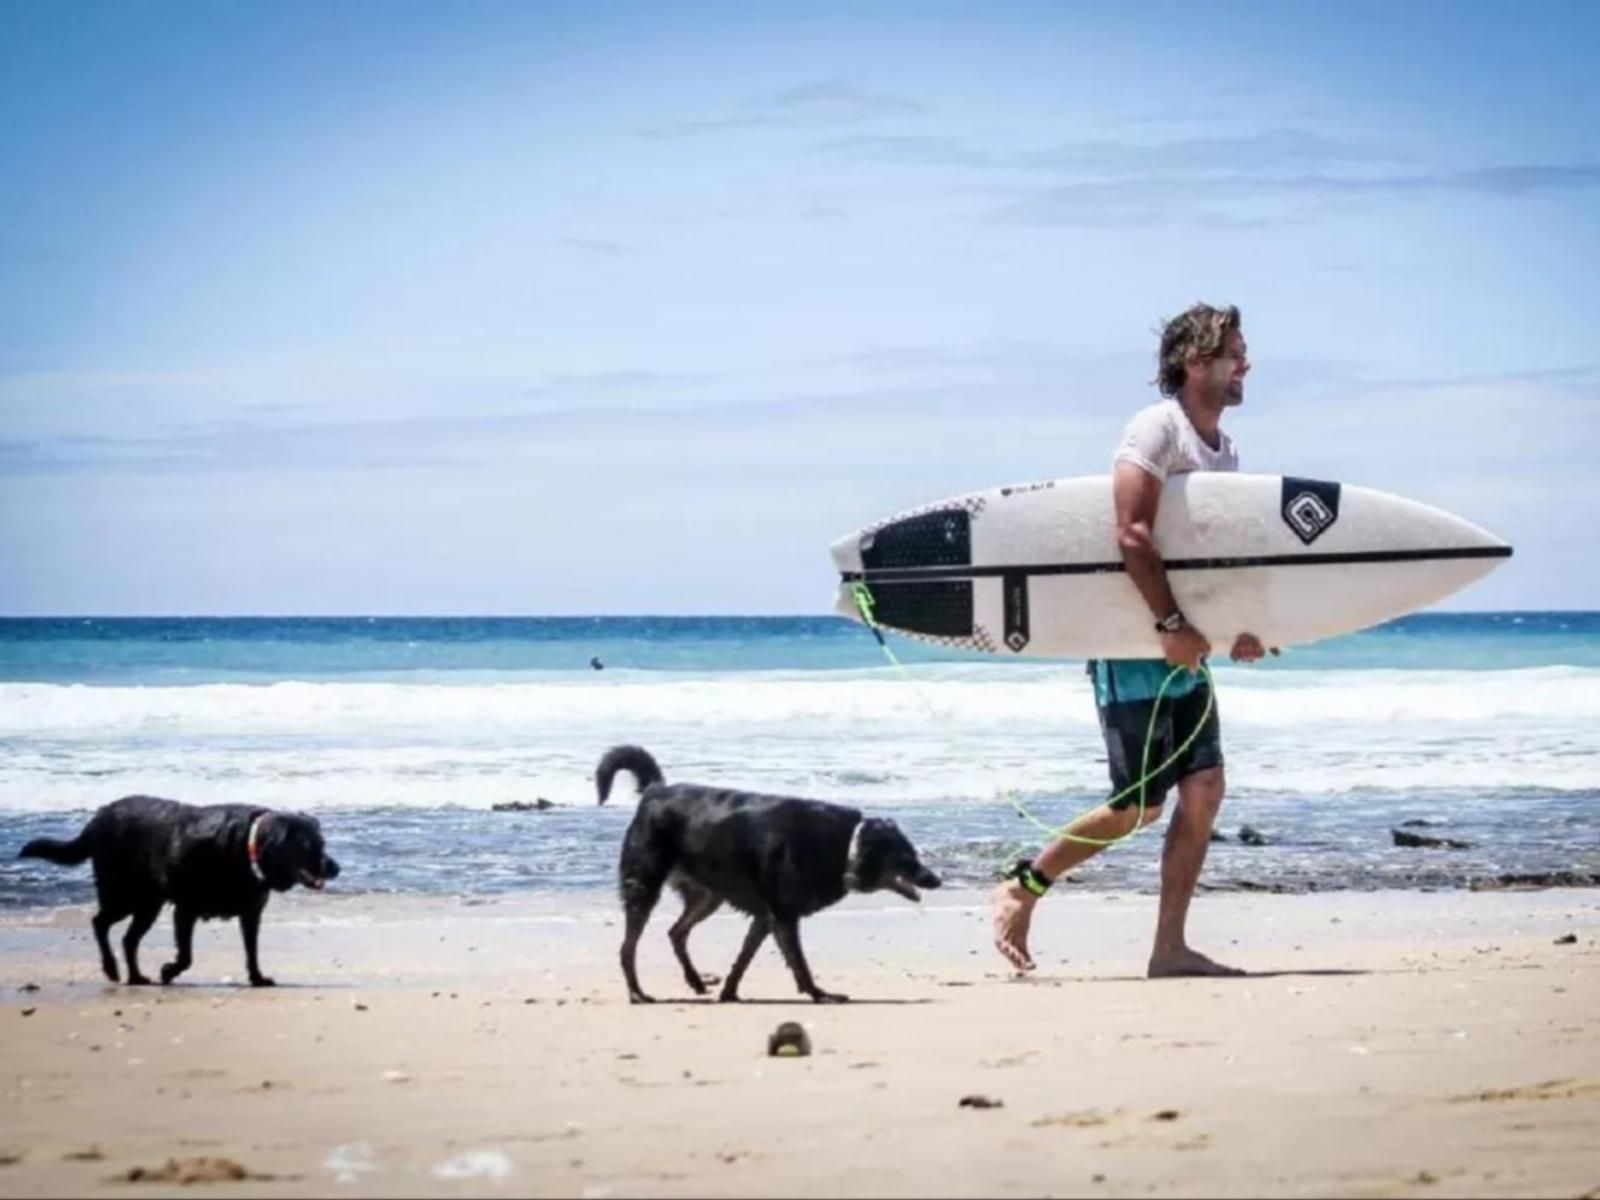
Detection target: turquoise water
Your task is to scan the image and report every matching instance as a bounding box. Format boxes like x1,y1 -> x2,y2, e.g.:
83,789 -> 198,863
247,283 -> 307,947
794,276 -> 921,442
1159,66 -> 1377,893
3,613 -> 1597,905
4,612 -> 1599,680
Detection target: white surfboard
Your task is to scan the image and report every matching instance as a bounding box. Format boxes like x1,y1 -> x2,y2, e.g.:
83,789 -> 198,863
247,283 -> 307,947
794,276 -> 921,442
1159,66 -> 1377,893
831,473 -> 1511,658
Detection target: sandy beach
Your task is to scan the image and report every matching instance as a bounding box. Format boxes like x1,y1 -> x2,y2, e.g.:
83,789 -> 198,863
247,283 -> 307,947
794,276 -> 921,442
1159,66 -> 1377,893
1,886 -> 1597,1198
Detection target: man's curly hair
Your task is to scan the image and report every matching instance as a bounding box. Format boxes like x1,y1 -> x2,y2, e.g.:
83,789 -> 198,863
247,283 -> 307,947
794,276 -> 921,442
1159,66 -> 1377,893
1155,303 -> 1241,397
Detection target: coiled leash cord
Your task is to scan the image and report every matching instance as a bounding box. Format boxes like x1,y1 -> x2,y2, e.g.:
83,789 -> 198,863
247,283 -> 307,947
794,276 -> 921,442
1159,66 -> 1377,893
848,582 -> 1213,859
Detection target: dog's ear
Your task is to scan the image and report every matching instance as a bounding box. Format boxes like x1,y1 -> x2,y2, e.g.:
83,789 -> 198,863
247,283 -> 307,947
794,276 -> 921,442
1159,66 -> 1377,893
861,817 -> 907,846
253,814 -> 292,872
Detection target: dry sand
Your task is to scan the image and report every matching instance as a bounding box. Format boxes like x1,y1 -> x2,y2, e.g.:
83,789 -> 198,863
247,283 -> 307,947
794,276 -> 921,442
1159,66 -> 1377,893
2,886 -> 1598,1198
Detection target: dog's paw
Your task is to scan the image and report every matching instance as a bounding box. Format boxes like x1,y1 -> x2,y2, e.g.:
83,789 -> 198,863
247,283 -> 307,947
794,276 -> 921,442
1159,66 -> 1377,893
809,990 -> 849,1004
101,963 -> 121,984
628,991 -> 656,1004
126,973 -> 152,987
249,975 -> 277,988
717,989 -> 742,1004
159,963 -> 183,985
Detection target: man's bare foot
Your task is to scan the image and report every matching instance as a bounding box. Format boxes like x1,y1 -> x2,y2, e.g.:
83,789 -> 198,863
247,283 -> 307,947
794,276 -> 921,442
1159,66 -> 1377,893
990,881 -> 1037,972
1147,946 -> 1245,978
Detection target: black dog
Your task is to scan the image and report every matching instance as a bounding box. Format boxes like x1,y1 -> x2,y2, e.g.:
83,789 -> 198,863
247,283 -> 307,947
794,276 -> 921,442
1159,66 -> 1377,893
19,795 -> 339,987
596,745 -> 940,1004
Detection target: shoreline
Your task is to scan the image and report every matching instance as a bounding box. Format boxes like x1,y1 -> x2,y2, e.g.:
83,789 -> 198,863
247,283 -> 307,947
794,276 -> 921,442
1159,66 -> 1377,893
3,887 -> 1598,1196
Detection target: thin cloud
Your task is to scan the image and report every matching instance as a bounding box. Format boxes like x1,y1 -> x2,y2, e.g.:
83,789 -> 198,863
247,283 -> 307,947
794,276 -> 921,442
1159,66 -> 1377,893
799,203 -> 850,223
1018,129 -> 1401,173
558,237 -> 636,257
811,133 -> 998,168
1355,364 -> 1600,394
994,164 -> 1600,227
519,368 -> 713,402
766,80 -> 923,119
637,79 -> 925,139
813,128 -> 1394,174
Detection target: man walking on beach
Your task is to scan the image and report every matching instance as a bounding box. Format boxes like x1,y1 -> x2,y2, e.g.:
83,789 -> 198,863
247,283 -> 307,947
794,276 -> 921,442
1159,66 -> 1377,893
990,302 -> 1269,978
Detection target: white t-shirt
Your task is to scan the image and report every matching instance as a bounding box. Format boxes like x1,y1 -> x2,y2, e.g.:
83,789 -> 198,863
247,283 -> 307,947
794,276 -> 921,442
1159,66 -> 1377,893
1113,399 -> 1238,480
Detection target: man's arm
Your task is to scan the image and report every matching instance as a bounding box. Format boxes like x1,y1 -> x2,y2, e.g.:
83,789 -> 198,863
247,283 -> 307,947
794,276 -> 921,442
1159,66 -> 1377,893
1112,461 -> 1211,670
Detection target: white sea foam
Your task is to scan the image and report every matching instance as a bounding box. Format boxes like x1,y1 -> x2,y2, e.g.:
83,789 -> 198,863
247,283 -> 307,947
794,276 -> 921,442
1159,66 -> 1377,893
3,664 -> 1597,733
1,665 -> 1596,813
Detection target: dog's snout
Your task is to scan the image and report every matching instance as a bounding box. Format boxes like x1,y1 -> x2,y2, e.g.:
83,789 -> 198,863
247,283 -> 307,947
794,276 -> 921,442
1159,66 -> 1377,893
323,856 -> 341,879
916,867 -> 942,889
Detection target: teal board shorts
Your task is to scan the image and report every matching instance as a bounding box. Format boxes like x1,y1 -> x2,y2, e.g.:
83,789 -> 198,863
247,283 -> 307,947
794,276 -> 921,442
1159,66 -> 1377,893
1087,660 -> 1223,810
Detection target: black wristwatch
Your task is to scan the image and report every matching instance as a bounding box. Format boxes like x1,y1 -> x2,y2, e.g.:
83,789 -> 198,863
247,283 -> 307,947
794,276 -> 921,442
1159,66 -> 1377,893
1154,609 -> 1186,635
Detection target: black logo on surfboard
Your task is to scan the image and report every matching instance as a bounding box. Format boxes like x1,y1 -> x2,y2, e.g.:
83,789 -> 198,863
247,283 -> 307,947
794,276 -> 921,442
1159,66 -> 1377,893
1281,477 -> 1341,545
1002,570 -> 1029,652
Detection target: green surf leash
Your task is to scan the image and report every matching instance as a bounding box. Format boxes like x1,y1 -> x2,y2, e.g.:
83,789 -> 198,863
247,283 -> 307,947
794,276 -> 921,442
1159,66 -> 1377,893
849,581 -> 1214,852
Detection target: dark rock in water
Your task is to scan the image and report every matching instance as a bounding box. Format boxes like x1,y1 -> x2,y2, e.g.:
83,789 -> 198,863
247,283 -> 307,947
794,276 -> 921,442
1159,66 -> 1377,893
492,798 -> 556,813
1398,818 -> 1438,828
1471,871 -> 1600,891
1238,825 -> 1268,846
1392,828 -> 1474,850
1209,830 -> 1230,843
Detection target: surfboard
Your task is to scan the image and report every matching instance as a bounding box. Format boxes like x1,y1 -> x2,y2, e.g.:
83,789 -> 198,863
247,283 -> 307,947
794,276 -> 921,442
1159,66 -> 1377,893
831,473 -> 1512,658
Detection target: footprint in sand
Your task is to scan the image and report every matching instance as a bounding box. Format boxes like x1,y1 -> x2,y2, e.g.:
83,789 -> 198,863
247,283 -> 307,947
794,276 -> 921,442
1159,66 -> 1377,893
1451,1079 -> 1600,1103
1030,1109 -> 1119,1128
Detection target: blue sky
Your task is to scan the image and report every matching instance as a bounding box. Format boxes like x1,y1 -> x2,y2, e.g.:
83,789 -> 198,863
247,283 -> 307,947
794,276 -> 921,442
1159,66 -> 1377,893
2,0 -> 1596,614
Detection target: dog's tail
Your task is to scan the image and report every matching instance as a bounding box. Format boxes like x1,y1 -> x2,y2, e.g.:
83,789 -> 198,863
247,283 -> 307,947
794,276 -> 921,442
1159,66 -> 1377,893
596,744 -> 665,804
18,831 -> 93,867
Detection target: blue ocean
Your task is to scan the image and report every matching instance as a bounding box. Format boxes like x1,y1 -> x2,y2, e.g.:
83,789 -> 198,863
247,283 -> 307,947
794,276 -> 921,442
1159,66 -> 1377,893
3,613 -> 1597,907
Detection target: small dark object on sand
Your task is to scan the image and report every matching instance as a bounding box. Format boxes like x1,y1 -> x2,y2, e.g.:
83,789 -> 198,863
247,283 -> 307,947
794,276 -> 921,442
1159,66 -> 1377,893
959,1094 -> 1004,1110
767,1021 -> 811,1057
1554,933 -> 1578,945
590,657 -> 604,670
115,1156 -> 270,1184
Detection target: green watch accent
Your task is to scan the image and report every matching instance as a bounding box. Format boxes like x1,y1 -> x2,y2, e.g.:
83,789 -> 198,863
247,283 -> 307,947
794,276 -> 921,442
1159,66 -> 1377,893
1010,859 -> 1052,897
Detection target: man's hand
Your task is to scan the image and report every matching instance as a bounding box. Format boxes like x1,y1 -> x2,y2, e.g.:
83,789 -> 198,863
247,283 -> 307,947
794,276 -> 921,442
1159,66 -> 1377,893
1160,625 -> 1211,672
1229,633 -> 1280,663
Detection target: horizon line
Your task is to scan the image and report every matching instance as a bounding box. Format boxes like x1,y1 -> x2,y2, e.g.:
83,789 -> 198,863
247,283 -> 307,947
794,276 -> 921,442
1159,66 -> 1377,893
0,609 -> 1592,621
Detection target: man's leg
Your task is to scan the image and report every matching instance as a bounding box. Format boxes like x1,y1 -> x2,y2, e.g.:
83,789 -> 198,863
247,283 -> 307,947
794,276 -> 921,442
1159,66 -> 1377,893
1147,766 -> 1243,977
990,798 -> 1163,971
